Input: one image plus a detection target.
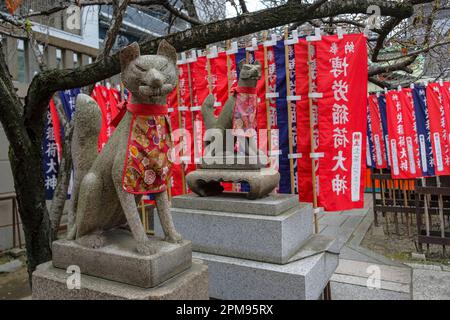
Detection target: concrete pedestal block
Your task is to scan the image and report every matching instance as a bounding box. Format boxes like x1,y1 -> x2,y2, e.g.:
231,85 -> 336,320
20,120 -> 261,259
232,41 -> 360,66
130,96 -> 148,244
32,260 -> 209,300
195,248 -> 338,300
52,229 -> 192,288
155,202 -> 313,264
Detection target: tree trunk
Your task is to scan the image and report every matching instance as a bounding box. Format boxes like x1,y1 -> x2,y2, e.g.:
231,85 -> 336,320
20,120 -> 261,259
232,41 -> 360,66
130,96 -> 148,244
9,145 -> 52,284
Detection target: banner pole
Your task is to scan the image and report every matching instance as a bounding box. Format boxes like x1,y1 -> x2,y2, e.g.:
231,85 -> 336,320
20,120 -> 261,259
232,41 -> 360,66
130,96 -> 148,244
436,176 -> 446,255
284,27 -> 296,194
307,41 -> 319,234
186,54 -> 196,167
263,32 -> 272,153
225,40 -> 238,192
176,73 -> 187,194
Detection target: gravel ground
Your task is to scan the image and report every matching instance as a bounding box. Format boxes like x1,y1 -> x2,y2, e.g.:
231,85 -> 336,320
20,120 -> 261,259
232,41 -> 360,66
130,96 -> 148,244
361,213 -> 450,266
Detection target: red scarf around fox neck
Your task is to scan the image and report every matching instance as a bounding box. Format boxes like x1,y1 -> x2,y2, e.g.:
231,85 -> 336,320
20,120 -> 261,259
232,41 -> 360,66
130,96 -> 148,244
230,85 -> 258,137
111,100 -> 172,195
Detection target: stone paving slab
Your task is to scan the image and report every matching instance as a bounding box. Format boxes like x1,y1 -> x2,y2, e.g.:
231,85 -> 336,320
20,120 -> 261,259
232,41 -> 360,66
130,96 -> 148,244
318,214 -> 349,227
335,259 -> 411,284
331,273 -> 410,293
411,268 -> 450,300
330,281 -> 410,300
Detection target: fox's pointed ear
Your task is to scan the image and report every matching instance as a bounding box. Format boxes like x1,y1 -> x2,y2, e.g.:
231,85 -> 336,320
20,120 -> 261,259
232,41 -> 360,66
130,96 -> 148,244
157,40 -> 177,66
120,42 -> 140,70
238,59 -> 245,71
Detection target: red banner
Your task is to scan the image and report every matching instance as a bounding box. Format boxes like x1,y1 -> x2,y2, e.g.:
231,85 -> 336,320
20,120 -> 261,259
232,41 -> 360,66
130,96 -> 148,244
190,56 -> 209,165
426,82 -> 450,175
49,98 -> 62,160
265,45 -> 279,173
315,34 -> 367,210
254,47 -> 267,140
368,94 -> 388,168
385,89 -> 422,178
167,89 -> 185,197
208,52 -> 229,117
91,85 -> 120,152
294,39 -> 314,203
176,62 -> 195,182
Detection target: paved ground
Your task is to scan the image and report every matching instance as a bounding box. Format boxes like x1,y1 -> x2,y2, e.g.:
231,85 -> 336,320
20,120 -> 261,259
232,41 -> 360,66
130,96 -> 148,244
1,193 -> 449,300
323,194 -> 450,300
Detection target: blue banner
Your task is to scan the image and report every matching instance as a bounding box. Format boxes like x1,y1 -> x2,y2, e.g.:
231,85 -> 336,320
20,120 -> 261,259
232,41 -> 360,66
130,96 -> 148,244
377,94 -> 390,169
412,86 -> 435,176
274,40 -> 291,193
43,109 -> 59,200
43,89 -> 80,200
366,104 -> 375,168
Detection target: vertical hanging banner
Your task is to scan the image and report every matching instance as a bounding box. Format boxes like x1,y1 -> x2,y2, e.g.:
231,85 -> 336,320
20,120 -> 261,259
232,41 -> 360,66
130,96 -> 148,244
92,85 -> 113,151
368,94 -> 388,168
274,40 -> 291,193
177,62 -> 193,171
191,55 -> 209,164
377,94 -> 391,168
43,99 -> 60,200
264,42 -> 280,181
167,89 -> 184,197
254,45 -> 268,150
208,51 -> 229,116
366,102 -> 375,168
412,86 -> 435,176
315,34 -> 367,211
426,82 -> 450,175
294,38 -> 314,203
385,89 -> 422,179
286,39 -> 299,193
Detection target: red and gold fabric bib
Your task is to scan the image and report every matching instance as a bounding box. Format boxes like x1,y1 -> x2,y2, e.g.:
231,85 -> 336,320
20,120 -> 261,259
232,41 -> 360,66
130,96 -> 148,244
231,86 -> 258,137
112,102 -> 173,194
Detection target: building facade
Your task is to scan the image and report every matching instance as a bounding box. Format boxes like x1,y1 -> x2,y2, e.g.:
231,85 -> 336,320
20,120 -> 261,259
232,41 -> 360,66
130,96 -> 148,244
0,2 -> 186,251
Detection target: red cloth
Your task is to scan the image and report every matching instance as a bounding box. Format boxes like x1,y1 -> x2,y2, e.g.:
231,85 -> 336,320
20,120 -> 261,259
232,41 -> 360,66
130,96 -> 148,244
121,103 -> 172,194
294,39 -> 314,203
315,34 -> 367,210
386,89 -> 423,179
49,98 -> 62,161
426,82 -> 450,175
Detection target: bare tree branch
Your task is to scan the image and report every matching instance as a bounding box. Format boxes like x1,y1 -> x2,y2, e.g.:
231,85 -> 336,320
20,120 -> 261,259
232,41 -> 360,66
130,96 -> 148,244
238,0 -> 249,14
376,40 -> 450,62
22,0 -> 414,140
369,55 -> 418,77
97,0 -> 131,61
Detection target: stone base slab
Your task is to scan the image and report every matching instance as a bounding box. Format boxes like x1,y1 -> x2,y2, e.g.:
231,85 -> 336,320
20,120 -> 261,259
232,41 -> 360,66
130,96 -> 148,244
195,249 -> 338,300
32,260 -> 208,300
52,229 -> 192,288
156,203 -> 313,264
172,192 -> 299,216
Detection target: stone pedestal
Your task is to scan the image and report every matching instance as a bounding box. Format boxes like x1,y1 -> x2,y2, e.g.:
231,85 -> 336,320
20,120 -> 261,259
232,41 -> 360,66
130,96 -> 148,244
32,229 -> 209,300
32,260 -> 208,300
155,193 -> 340,300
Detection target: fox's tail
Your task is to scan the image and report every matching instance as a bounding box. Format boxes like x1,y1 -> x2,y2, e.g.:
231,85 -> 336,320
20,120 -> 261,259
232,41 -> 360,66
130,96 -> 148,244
67,93 -> 101,239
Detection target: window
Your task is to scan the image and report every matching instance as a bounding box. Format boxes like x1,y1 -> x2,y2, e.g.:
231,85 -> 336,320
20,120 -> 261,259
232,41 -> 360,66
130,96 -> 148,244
73,52 -> 79,68
56,48 -> 62,69
17,40 -> 26,83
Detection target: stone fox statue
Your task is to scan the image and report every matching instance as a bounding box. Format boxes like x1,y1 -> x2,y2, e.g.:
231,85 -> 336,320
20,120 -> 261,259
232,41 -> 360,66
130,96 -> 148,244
201,59 -> 262,156
67,41 -> 182,255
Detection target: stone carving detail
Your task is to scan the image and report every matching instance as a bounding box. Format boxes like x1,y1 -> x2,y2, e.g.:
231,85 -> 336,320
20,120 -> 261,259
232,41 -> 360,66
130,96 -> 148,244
67,41 -> 182,255
186,60 -> 280,199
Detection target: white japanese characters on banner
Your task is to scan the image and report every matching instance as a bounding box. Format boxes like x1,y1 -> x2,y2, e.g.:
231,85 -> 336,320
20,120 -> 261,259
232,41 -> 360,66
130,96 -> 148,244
315,34 -> 367,211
